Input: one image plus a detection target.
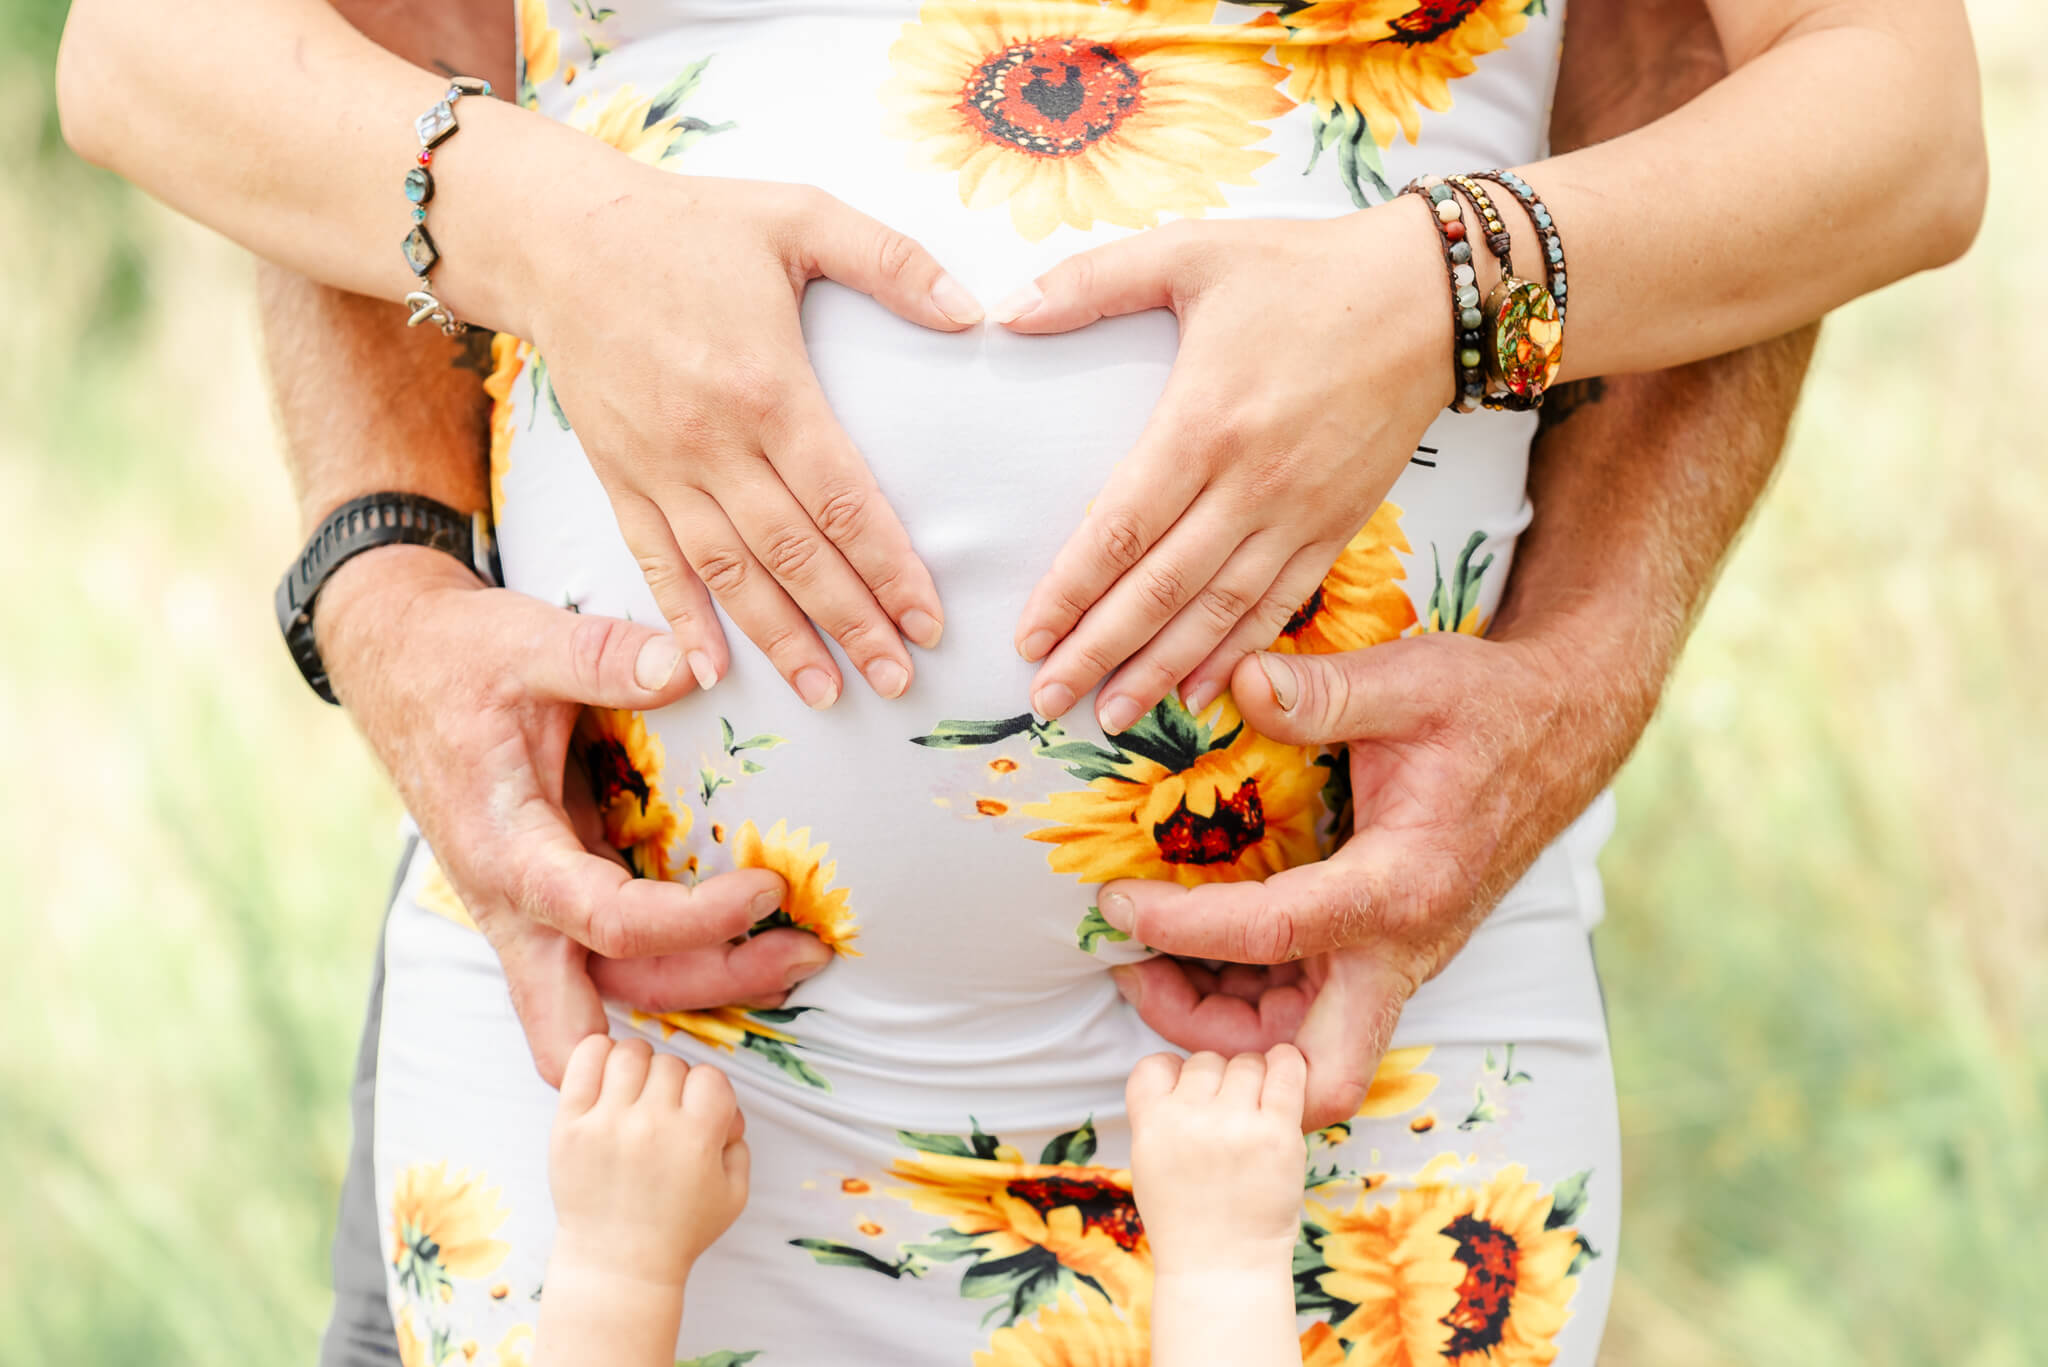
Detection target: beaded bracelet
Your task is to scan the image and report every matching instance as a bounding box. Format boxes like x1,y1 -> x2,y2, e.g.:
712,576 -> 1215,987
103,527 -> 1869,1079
1402,178 -> 1487,414
1447,174 -> 1515,276
1474,169 -> 1567,321
401,75 -> 493,335
1445,169 -> 1564,410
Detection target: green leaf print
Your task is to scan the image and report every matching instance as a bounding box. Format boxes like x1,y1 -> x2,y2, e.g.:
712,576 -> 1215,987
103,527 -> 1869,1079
526,353 -> 572,431
1567,1231 -> 1601,1277
902,1227 -> 986,1263
586,35 -> 614,64
1501,1041 -> 1533,1085
1305,103 -> 1394,209
960,1247 -> 1105,1329
788,1239 -> 919,1278
1523,0 -> 1548,14
660,116 -> 736,164
1545,1169 -> 1592,1230
676,1353 -> 760,1367
700,767 -> 731,804
745,1005 -> 814,1026
645,56 -> 713,125
1112,698 -> 1209,773
911,715 -> 1040,749
741,1034 -> 830,1091
1039,1117 -> 1098,1166
1424,532 -> 1496,635
1458,1082 -> 1503,1131
896,1121 -> 1002,1161
720,717 -> 788,755
1292,1220 -> 1359,1322
1075,906 -> 1131,954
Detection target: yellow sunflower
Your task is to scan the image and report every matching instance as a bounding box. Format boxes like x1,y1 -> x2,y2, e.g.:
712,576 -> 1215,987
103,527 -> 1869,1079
416,858 -> 478,931
631,1005 -> 796,1052
881,0 -> 1294,241
482,333 -> 530,523
574,708 -> 690,881
973,1292 -> 1150,1366
1024,698 -> 1328,887
1272,502 -> 1416,655
516,0 -> 561,102
493,1324 -> 535,1367
1309,1162 -> 1580,1366
733,819 -> 861,955
566,84 -> 693,164
888,1147 -> 1149,1304
1255,0 -> 1529,148
389,1162 -> 512,1287
1358,1045 -> 1438,1118
1299,1321 -> 1348,1367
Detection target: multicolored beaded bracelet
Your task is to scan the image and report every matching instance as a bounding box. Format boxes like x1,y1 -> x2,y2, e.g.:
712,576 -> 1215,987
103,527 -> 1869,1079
1475,169 -> 1567,321
1402,178 -> 1487,414
401,75 -> 493,336
1446,169 -> 1563,410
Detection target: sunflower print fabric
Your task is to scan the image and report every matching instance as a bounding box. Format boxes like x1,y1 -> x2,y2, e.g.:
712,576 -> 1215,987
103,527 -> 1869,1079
388,1 -> 1610,1362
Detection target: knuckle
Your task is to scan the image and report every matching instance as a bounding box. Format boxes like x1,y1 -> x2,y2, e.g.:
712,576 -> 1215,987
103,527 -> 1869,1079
693,547 -> 752,598
872,229 -> 920,289
1239,904 -> 1298,963
1133,562 -> 1189,617
812,484 -> 872,545
760,527 -> 827,583
1095,512 -> 1148,574
567,614 -> 627,694
1193,579 -> 1257,631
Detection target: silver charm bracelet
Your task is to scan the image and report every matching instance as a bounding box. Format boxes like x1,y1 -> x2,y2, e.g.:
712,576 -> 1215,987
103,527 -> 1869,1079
400,75 -> 492,335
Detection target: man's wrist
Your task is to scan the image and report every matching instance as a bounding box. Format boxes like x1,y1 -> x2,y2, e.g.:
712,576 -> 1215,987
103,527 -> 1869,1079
311,543 -> 487,701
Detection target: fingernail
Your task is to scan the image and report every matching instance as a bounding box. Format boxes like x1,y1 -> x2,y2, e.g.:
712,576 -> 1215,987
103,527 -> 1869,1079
784,941 -> 833,988
795,667 -> 839,709
865,657 -> 910,700
902,609 -> 943,650
634,636 -> 682,690
1100,890 -> 1134,931
1033,681 -> 1075,720
1098,695 -> 1141,736
1018,629 -> 1055,663
929,272 -> 984,326
1181,680 -> 1218,717
686,650 -> 719,692
1109,965 -> 1142,1008
751,888 -> 784,919
991,282 -> 1043,326
1258,653 -> 1298,711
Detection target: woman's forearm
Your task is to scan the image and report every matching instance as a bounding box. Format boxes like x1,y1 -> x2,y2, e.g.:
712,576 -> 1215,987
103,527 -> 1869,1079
1479,2 -> 1984,381
56,0 -> 595,337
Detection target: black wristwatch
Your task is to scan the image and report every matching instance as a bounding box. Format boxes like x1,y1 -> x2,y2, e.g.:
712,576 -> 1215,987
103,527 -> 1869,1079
275,492 -> 501,704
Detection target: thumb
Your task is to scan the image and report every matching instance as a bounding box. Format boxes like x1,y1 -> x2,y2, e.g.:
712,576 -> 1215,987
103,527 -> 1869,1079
1231,641 -> 1441,747
491,923 -> 610,1089
993,224 -> 1194,334
796,195 -> 983,329
1295,947 -> 1415,1130
511,596 -> 699,710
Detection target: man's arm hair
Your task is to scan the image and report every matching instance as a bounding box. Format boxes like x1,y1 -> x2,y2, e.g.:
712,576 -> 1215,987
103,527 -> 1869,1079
1493,0 -> 1821,742
261,0 -> 513,537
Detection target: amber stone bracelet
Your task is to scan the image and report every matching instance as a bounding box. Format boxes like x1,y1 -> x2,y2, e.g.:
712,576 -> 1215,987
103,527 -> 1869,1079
1444,169 -> 1565,410
1475,169 -> 1568,320
1401,178 -> 1488,414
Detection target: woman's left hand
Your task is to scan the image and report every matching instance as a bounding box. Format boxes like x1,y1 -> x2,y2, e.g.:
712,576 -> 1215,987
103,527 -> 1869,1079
996,201 -> 1452,733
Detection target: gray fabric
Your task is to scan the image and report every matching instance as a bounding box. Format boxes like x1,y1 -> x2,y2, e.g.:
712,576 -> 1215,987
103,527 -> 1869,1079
316,837 -> 413,1367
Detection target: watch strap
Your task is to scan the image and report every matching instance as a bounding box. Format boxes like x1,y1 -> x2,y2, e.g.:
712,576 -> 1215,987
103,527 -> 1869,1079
275,492 -> 499,705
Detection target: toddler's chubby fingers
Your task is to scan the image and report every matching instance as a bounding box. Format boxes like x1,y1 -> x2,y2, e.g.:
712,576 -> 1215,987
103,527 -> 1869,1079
1176,1050 -> 1228,1100
598,1036 -> 655,1108
1125,1051 -> 1184,1119
682,1061 -> 741,1140
557,1032 -> 614,1116
643,1051 -> 689,1108
1261,1042 -> 1309,1124
1218,1050 -> 1268,1108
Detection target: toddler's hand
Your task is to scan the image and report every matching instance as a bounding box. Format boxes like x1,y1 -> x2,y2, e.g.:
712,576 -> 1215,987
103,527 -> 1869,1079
1126,1045 -> 1307,1274
548,1035 -> 750,1287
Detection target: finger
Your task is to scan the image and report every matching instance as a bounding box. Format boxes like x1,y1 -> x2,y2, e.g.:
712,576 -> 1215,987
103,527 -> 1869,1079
1261,1043 -> 1309,1123
1121,957 -> 1311,1055
764,386 -> 945,651
1219,1051 -> 1268,1108
556,1032 -> 614,1113
588,929 -> 834,1012
682,1062 -> 741,1137
598,1036 -> 655,1107
724,1134 -> 752,1188
1097,857 -> 1382,963
1177,542 -> 1344,718
727,1107 -> 747,1147
643,1051 -> 689,1108
664,488 -> 844,710
1176,1051 -> 1228,1099
492,576 -> 709,708
1014,396 -> 1209,689
1095,532 -> 1294,726
790,190 -> 983,330
608,493 -> 732,692
1230,637 -> 1446,749
1296,950 -> 1415,1130
1125,1052 -> 1184,1117
992,223 -> 1196,333
1025,513 -> 1244,734
491,924 -> 610,1088
720,472 -> 917,702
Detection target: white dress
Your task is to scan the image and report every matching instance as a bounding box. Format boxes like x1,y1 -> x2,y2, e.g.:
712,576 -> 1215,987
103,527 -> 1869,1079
375,0 -> 1621,1361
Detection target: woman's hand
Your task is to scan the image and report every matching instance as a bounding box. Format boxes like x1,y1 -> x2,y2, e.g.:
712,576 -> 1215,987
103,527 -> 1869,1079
520,166 -> 984,707
995,202 -> 1450,732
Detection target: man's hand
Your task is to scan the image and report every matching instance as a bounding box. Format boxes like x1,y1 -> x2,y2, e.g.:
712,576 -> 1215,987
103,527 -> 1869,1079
317,545 -> 835,1085
1095,627 -> 1609,1129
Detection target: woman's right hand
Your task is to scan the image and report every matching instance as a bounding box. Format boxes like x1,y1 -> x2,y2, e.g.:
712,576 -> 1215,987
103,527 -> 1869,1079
520,168 -> 982,706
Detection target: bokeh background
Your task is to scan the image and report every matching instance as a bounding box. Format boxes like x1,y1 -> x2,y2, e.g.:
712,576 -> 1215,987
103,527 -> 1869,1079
2,0 -> 2042,1361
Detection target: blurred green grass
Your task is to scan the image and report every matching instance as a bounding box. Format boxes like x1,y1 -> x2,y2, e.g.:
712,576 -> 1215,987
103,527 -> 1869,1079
2,2 -> 2042,1363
